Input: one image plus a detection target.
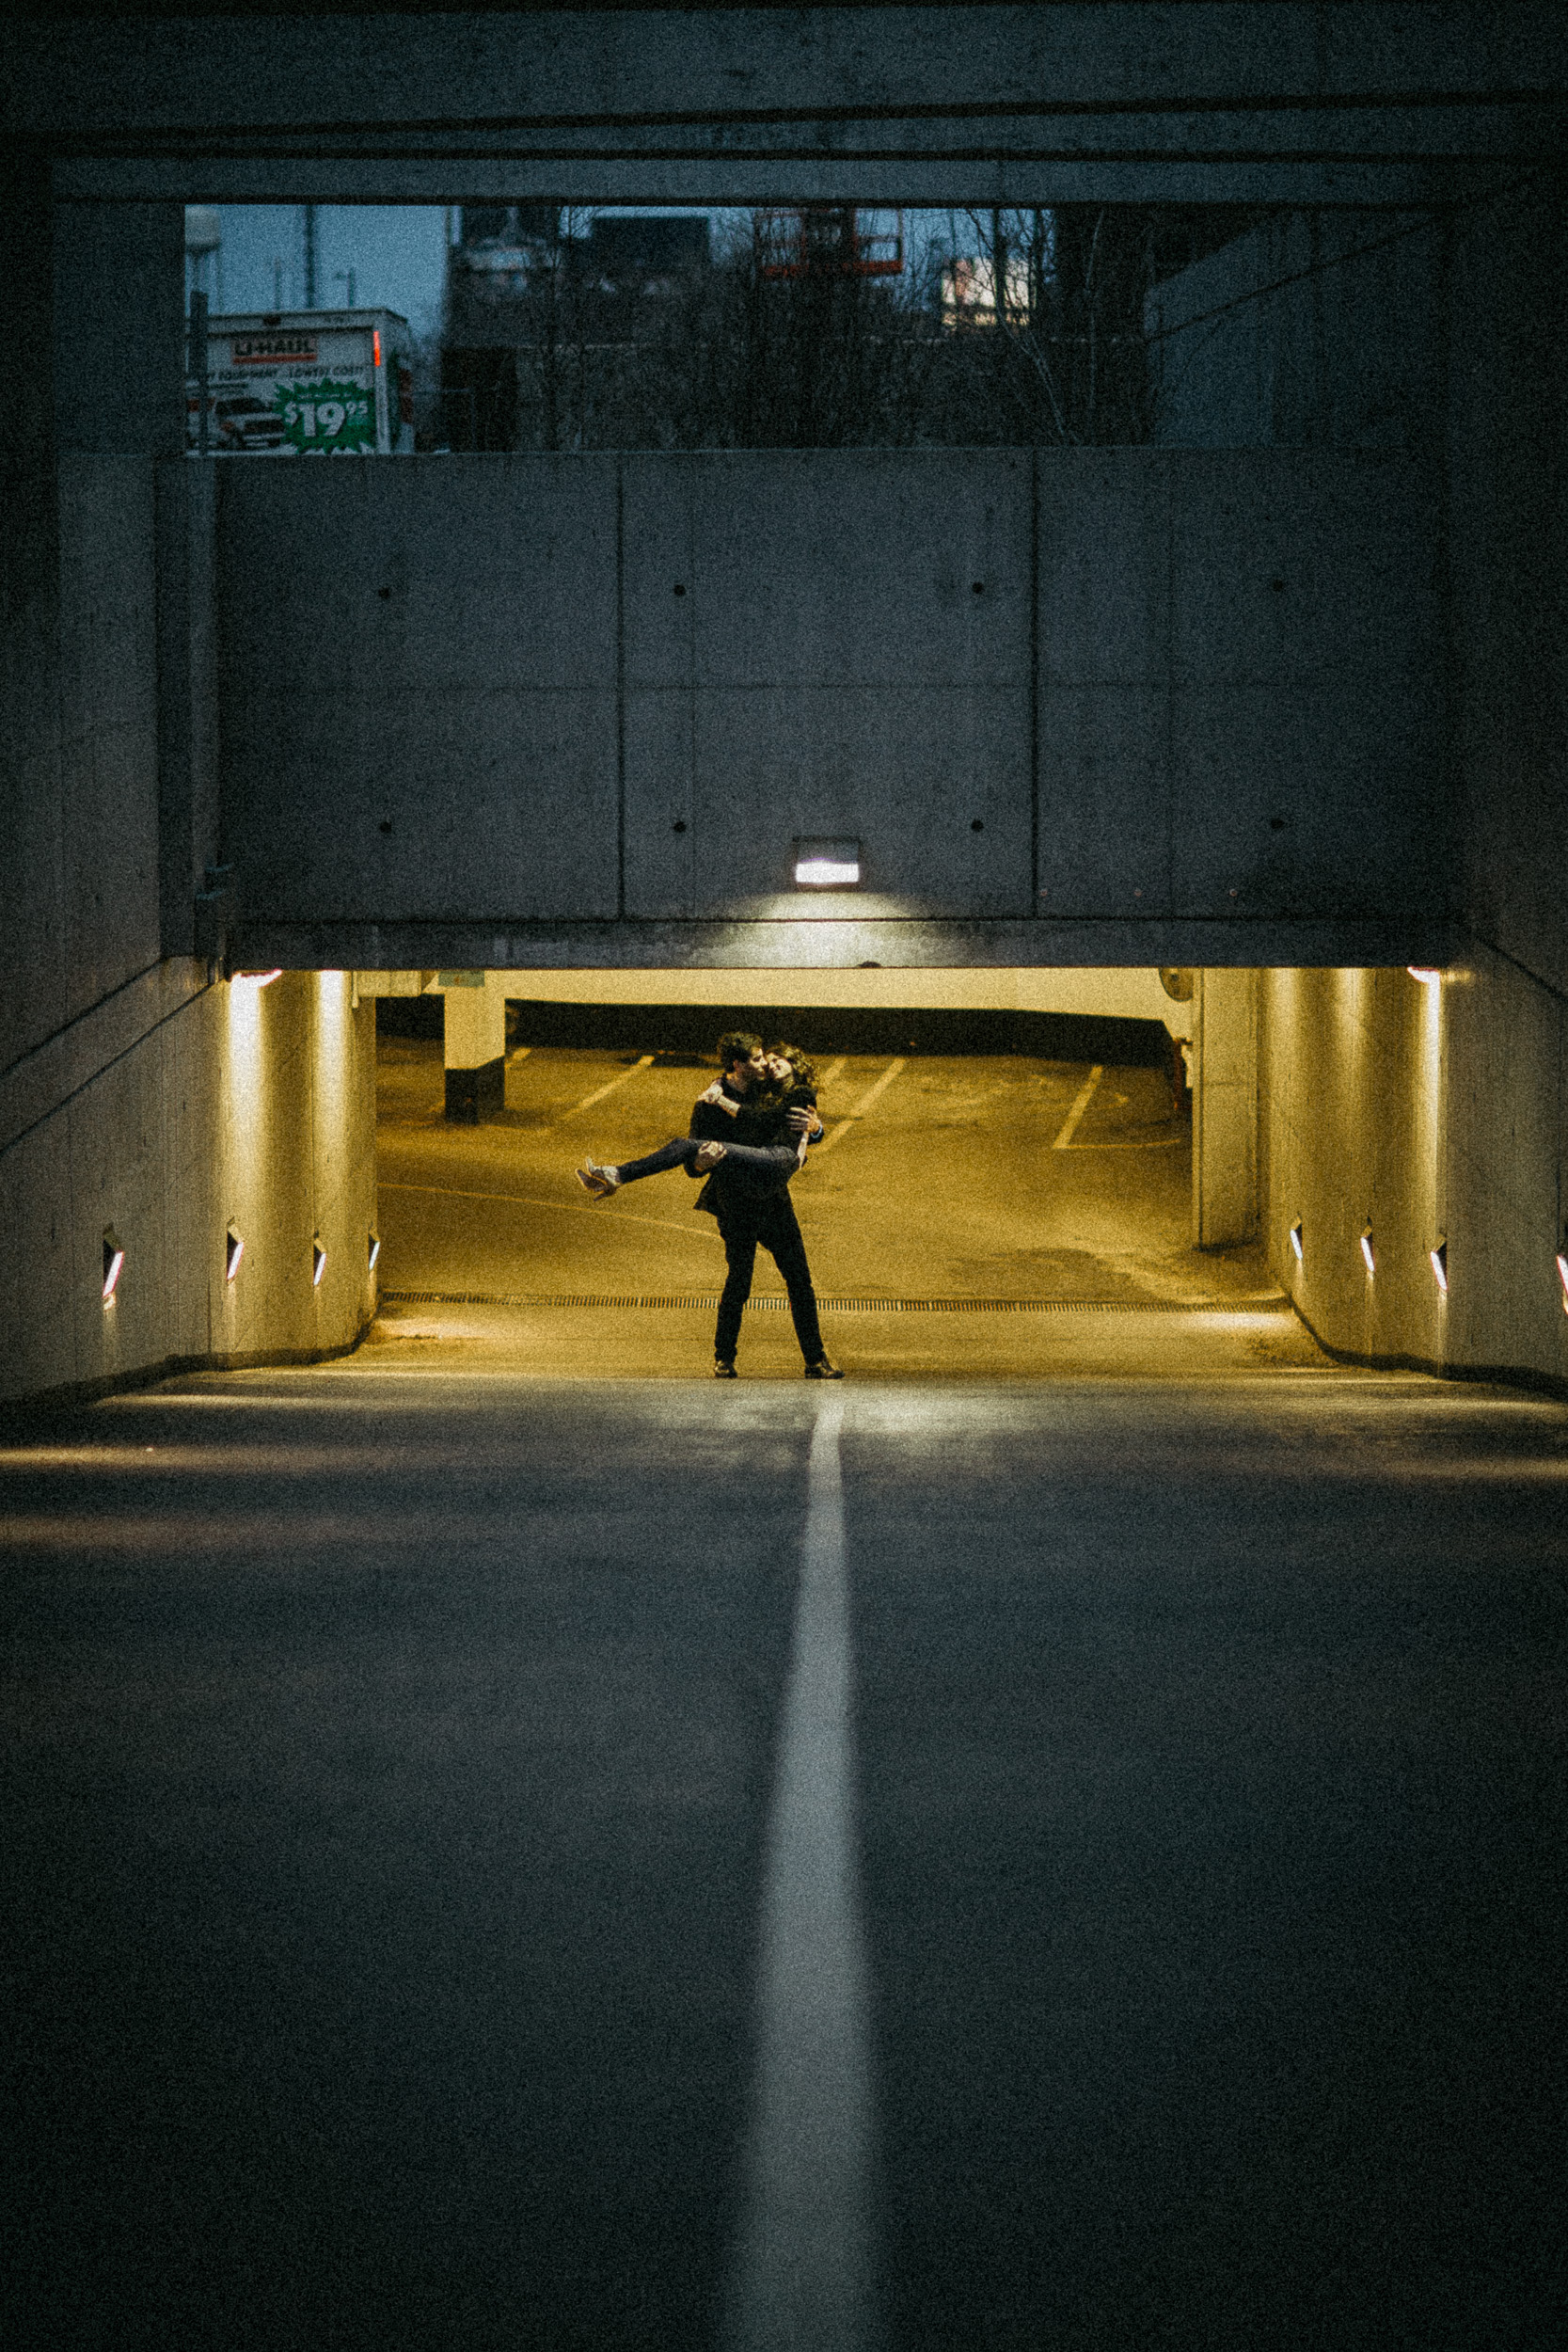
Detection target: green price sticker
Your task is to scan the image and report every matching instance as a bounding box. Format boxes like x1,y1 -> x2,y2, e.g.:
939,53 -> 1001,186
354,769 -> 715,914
273,376 -> 375,454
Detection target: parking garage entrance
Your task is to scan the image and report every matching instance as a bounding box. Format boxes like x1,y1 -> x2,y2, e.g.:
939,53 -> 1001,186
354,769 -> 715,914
366,968 -> 1301,1380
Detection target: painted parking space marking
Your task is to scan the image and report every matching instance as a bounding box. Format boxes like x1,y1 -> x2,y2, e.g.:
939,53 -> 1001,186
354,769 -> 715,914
377,1179 -> 696,1236
557,1053 -> 655,1120
1052,1064 -> 1104,1149
814,1057 -> 906,1157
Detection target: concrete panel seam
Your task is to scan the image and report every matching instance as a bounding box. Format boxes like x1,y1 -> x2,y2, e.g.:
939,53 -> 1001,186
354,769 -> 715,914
1,961 -> 213,1156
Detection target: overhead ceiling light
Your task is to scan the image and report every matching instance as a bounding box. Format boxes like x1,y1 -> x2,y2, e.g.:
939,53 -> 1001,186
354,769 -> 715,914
311,1234 -> 327,1288
233,969 -> 282,987
226,1224 -> 245,1280
794,837 -> 861,888
102,1227 -> 124,1303
1431,1239 -> 1449,1295
1407,967 -> 1442,984
1360,1226 -> 1375,1276
1289,1218 -> 1304,1263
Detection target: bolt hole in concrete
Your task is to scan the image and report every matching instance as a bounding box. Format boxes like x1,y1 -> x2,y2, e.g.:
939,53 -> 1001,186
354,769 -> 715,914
372,993 -> 1295,1378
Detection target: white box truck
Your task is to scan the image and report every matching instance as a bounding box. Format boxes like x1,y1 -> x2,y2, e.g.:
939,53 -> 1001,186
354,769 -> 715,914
186,309 -> 415,454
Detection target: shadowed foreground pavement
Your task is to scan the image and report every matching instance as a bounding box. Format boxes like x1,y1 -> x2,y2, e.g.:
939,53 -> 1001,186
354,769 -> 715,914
5,1370 -> 1566,2349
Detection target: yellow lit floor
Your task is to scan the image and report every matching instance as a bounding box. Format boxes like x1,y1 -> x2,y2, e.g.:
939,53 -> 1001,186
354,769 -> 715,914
372,1040 -> 1320,1378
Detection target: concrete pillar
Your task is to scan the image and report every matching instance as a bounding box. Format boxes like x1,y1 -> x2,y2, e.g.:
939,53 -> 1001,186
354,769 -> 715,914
442,973 -> 506,1120
1192,968 -> 1259,1248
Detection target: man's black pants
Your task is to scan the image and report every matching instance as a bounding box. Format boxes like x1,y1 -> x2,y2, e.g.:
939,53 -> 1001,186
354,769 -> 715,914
715,1195 -> 824,1365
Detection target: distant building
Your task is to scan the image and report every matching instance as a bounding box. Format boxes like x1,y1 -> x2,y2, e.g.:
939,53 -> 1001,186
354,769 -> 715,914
440,208 -> 712,450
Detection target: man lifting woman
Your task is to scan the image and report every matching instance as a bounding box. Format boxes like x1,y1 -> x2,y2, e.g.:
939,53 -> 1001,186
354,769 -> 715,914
575,1034 -> 843,1379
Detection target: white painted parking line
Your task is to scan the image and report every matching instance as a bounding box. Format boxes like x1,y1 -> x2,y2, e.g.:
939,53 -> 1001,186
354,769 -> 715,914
814,1057 -> 906,1157
1052,1063 -> 1104,1150
726,1391 -> 875,2352
557,1054 -> 655,1120
377,1179 -> 695,1236
816,1056 -> 848,1094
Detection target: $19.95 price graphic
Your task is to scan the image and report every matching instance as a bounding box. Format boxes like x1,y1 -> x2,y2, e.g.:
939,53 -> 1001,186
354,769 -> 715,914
272,377 -> 375,453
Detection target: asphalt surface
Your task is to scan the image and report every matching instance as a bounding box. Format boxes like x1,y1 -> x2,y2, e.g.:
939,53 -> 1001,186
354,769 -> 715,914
6,1371 -> 1567,2350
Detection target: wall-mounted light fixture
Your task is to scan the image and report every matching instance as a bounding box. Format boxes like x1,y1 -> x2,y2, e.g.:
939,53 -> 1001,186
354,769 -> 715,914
226,1224 -> 245,1280
793,837 -> 861,888
1289,1219 -> 1304,1264
232,969 -> 283,987
311,1234 -> 327,1288
1360,1226 -> 1376,1276
1557,1248 -> 1568,1314
368,1232 -> 381,1273
1431,1238 -> 1449,1295
103,1227 -> 124,1303
1407,967 -> 1442,985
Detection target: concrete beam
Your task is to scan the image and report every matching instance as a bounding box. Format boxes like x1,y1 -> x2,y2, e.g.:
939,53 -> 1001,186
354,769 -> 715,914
11,8 -> 1564,207
53,156 -> 1512,210
10,8 -> 1566,139
234,917 -> 1461,973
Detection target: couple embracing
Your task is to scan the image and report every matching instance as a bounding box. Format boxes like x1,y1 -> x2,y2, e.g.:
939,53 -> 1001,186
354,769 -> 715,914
576,1032 -> 843,1380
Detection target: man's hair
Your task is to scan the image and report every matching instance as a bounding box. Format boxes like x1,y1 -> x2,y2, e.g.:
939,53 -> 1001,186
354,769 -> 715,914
768,1041 -> 819,1091
716,1030 -> 763,1073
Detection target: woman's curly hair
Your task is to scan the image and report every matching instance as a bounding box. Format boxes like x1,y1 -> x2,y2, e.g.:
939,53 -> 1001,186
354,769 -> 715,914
768,1041 -> 819,1093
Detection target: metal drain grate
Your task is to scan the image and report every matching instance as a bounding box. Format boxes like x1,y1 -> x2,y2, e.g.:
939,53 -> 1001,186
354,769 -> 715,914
381,1289 -> 1248,1316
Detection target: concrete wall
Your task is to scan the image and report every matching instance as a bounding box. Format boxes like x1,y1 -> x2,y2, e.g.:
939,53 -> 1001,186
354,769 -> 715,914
472,962 -> 1195,1039
0,189 -> 378,1407
1154,176 -> 1568,1388
1261,957 -> 1568,1387
218,447 -> 1443,965
0,971 -> 379,1408
1147,212 -> 1448,456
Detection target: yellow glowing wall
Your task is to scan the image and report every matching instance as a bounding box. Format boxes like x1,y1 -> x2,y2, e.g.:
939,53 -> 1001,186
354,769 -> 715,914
1260,952 -> 1568,1386
0,970 -> 378,1406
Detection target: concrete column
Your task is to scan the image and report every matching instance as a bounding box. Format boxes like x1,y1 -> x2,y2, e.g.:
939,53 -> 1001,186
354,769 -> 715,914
1192,968 -> 1259,1248
442,973 -> 506,1120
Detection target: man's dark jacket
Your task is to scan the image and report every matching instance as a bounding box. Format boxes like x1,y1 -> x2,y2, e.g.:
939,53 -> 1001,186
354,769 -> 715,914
687,1081 -> 813,1220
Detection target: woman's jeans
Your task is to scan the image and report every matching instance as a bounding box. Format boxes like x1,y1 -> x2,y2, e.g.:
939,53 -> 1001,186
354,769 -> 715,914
610,1136 -> 799,1184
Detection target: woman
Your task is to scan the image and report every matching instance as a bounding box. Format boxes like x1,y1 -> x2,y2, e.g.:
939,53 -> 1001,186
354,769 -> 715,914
576,1045 -> 821,1200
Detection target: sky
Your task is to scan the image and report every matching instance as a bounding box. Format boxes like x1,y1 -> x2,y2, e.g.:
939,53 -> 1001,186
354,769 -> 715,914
187,206 -> 977,328
189,206 -> 748,330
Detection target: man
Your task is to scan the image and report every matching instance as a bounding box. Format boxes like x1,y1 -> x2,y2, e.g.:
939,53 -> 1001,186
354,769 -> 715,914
689,1032 -> 842,1381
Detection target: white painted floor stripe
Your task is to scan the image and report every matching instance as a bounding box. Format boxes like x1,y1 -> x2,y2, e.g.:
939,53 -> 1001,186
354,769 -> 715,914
727,1391 -> 877,2352
558,1054 -> 655,1120
815,1056 -> 906,1157
1052,1062 -> 1104,1149
377,1179 -> 697,1236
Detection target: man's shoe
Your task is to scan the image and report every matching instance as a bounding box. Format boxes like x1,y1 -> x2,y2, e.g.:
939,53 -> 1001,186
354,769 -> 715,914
577,1161 -> 619,1200
714,1359 -> 738,1378
804,1357 -> 845,1379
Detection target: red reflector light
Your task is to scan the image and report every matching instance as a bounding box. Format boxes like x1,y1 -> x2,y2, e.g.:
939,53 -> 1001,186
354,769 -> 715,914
373,330 -> 382,366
